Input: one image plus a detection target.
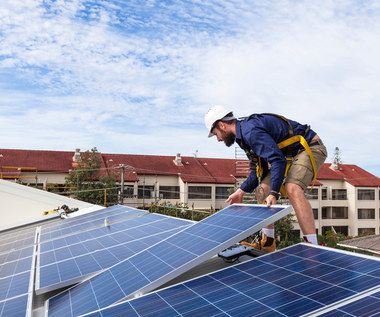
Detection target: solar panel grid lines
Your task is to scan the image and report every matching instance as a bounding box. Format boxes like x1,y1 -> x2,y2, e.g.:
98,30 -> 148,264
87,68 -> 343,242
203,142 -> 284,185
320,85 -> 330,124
305,288 -> 380,317
39,206 -> 148,242
40,213 -> 161,254
0,245 -> 34,267
0,233 -> 37,255
46,204 -> 294,317
81,243 -> 380,317
0,294 -> 30,317
36,221 -> 192,295
0,227 -> 38,317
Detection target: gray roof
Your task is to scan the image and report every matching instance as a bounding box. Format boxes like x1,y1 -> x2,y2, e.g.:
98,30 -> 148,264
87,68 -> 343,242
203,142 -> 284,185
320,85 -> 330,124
338,234 -> 380,254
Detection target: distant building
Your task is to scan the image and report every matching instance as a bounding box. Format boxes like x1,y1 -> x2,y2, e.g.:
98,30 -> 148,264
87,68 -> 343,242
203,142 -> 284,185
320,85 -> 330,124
1,148 -> 379,236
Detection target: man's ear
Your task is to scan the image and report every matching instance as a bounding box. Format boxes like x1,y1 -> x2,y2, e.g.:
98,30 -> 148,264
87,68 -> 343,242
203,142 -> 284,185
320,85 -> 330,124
218,121 -> 226,131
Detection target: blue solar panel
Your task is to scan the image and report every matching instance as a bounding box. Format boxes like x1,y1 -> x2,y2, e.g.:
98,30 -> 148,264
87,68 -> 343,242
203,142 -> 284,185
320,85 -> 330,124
36,213 -> 192,294
0,294 -> 30,317
0,246 -> 34,266
39,205 -> 147,242
319,290 -> 380,316
0,228 -> 37,254
46,204 -> 293,316
82,243 -> 380,317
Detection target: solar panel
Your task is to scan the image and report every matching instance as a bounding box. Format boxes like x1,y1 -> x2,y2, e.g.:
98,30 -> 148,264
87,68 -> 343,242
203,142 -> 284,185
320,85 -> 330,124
82,243 -> 380,317
307,289 -> 380,316
36,213 -> 192,294
0,229 -> 37,317
0,294 -> 31,317
0,227 -> 37,254
39,205 -> 147,242
46,204 -> 294,316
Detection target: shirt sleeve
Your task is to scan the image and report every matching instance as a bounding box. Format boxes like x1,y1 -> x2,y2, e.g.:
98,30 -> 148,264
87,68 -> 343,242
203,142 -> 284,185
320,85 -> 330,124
240,170 -> 258,193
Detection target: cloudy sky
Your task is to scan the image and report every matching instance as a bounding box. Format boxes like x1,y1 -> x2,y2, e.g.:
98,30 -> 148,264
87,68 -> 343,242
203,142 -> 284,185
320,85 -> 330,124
1,0 -> 380,176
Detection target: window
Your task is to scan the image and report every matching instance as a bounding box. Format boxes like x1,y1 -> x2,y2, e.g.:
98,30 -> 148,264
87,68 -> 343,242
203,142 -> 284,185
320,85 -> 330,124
332,207 -> 348,219
322,188 -> 328,200
122,186 -> 134,198
159,186 -> 180,199
357,189 -> 375,200
358,208 -> 375,219
138,185 -> 155,199
188,186 -> 211,199
322,226 -> 332,236
216,187 -> 233,199
358,228 -> 375,235
332,189 -> 347,200
332,226 -> 348,236
290,230 -> 300,240
312,208 -> 318,220
306,188 -> 318,200
322,207 -> 329,219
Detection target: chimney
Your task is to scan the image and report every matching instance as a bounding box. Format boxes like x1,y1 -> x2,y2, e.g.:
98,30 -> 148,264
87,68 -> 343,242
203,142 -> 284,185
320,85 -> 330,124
330,162 -> 338,171
173,153 -> 183,166
72,149 -> 81,168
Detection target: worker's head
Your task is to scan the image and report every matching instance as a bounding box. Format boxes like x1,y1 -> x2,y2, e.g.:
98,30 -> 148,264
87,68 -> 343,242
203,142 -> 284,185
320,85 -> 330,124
205,105 -> 236,147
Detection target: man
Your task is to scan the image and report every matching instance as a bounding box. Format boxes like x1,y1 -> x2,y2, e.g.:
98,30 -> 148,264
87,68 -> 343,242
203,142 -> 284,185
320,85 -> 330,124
205,105 -> 327,252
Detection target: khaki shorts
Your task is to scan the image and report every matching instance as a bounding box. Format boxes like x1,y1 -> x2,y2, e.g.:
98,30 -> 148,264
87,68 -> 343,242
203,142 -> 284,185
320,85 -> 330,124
262,144 -> 328,190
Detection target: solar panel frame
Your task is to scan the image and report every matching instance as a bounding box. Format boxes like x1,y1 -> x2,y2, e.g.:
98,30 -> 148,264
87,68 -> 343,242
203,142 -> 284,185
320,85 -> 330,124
82,243 -> 380,317
45,204 -> 294,317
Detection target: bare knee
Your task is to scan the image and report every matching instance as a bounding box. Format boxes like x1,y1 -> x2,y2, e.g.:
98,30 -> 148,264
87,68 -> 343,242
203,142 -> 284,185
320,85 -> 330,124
285,183 -> 304,200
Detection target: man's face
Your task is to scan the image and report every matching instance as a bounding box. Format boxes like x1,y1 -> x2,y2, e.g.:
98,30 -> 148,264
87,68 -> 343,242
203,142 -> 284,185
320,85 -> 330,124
213,124 -> 235,147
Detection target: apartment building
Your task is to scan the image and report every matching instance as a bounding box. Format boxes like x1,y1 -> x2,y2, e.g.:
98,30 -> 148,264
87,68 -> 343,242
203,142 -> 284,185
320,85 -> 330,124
1,148 -> 379,236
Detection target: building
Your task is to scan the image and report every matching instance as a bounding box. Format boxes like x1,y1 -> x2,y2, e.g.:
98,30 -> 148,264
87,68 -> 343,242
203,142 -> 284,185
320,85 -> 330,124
307,162 -> 380,237
1,148 -> 380,236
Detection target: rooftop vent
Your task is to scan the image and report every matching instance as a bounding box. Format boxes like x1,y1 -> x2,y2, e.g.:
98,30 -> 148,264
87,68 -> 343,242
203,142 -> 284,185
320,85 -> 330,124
173,153 -> 183,166
72,148 -> 81,168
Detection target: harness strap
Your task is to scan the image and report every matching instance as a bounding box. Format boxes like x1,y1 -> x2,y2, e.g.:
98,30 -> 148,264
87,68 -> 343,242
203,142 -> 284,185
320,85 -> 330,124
277,135 -> 318,189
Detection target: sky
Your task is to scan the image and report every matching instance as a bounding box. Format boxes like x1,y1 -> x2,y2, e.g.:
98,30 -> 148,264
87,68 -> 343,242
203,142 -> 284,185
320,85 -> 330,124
0,0 -> 380,177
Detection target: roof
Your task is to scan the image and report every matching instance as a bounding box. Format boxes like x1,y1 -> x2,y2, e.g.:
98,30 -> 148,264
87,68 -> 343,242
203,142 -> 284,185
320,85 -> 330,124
1,149 -> 249,185
316,163 -> 380,187
0,148 -> 74,172
1,149 -> 380,186
0,179 -> 100,230
102,153 -> 250,184
338,234 -> 380,255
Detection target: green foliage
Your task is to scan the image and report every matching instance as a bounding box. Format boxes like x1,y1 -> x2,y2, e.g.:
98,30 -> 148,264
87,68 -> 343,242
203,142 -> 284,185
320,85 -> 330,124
65,147 -> 119,206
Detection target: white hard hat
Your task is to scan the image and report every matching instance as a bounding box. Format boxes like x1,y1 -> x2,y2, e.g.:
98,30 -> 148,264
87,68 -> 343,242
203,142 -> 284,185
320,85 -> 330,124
204,105 -> 234,137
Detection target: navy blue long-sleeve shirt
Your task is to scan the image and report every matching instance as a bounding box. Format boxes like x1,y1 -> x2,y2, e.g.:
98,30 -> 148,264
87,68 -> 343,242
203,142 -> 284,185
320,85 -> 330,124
235,114 -> 316,193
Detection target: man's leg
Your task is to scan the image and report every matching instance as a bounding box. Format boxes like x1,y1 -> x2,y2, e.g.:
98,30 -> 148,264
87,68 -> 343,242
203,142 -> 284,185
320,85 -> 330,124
285,182 -> 317,244
241,182 -> 276,252
257,184 -> 274,232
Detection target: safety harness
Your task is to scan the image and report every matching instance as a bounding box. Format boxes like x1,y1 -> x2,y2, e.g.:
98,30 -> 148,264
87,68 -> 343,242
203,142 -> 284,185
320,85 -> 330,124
239,113 -> 317,198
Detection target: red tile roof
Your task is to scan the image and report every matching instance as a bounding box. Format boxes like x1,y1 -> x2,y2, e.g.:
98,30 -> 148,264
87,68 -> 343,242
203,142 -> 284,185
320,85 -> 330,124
1,149 -> 379,187
101,153 -> 248,184
316,163 -> 380,187
0,149 -> 74,172
0,149 -> 249,184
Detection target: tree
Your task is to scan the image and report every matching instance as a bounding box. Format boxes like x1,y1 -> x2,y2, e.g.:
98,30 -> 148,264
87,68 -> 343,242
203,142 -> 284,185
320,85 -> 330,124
65,147 -> 119,206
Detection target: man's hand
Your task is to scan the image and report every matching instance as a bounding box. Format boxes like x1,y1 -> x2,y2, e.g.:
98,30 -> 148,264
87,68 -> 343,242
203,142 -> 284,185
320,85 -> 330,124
225,188 -> 246,205
266,194 -> 277,207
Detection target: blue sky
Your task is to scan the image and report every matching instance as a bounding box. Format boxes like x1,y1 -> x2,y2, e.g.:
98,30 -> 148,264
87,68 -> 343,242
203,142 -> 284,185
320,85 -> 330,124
1,0 -> 380,177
